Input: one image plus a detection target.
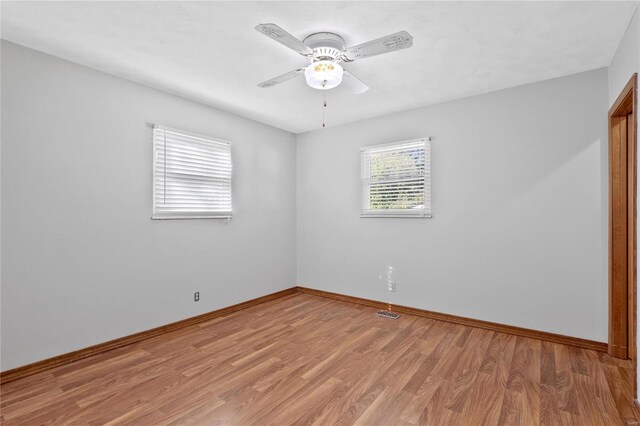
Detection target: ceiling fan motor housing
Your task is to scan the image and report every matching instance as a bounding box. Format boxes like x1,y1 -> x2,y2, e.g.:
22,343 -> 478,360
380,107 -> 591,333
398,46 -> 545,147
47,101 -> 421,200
303,32 -> 346,61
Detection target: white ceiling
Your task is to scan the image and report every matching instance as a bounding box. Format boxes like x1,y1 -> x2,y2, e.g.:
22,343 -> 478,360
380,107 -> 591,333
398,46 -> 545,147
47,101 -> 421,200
1,1 -> 638,133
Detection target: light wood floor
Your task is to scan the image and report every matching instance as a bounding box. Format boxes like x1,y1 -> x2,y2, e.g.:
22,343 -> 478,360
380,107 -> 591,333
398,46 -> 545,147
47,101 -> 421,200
1,293 -> 638,425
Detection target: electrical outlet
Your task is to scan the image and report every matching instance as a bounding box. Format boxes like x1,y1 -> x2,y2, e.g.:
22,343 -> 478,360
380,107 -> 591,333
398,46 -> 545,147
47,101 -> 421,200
194,291 -> 200,302
388,281 -> 396,292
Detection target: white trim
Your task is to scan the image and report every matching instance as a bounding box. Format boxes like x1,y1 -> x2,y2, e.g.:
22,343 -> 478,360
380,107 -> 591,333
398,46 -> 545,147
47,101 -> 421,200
153,124 -> 231,146
152,215 -> 232,220
360,136 -> 431,151
361,214 -> 432,218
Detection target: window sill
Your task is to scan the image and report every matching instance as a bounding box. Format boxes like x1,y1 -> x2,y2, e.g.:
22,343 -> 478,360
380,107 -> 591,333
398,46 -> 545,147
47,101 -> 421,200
151,215 -> 232,220
360,213 -> 432,218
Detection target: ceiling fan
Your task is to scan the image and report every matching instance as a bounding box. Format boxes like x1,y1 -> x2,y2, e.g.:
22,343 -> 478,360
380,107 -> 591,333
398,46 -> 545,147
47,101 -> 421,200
255,24 -> 413,94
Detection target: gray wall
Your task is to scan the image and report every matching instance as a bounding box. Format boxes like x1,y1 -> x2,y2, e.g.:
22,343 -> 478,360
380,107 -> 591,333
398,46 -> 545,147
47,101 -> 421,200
608,4 -> 640,398
0,41 -> 297,370
0,37 -> 618,370
296,68 -> 609,342
608,6 -> 639,108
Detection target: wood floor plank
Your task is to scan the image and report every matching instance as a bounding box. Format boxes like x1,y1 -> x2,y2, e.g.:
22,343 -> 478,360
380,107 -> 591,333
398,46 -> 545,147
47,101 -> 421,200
469,333 -> 516,425
0,293 -> 637,425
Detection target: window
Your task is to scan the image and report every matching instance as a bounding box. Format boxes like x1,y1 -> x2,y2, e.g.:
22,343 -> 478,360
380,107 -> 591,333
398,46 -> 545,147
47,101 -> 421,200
361,138 -> 431,218
152,126 -> 232,219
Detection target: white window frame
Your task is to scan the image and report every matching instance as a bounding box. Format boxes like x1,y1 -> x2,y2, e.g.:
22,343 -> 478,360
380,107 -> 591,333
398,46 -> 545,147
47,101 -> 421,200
152,125 -> 232,220
360,137 -> 431,218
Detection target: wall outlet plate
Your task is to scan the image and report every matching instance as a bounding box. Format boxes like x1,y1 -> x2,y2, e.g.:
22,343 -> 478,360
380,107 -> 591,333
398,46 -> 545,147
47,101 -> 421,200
194,291 -> 200,302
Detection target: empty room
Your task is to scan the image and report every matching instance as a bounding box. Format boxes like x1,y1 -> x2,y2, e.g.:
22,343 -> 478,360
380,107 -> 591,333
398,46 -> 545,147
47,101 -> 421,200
1,1 -> 640,424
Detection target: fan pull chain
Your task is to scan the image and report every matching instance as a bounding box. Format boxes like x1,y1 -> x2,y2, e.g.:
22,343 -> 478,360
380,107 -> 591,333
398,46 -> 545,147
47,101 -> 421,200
322,80 -> 327,128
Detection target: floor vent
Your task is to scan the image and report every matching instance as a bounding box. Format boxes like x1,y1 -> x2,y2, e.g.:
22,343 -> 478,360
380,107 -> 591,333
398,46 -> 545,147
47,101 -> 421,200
376,310 -> 401,320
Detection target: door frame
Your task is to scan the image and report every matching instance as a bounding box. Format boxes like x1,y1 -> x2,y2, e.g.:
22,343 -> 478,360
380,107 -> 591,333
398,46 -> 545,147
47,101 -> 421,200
609,73 -> 637,387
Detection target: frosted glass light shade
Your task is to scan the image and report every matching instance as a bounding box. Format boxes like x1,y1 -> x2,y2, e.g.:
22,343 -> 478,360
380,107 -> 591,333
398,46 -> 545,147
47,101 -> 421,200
305,61 -> 343,90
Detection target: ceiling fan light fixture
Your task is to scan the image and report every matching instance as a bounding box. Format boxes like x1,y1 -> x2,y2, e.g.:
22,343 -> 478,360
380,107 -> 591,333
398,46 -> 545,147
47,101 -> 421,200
304,60 -> 343,90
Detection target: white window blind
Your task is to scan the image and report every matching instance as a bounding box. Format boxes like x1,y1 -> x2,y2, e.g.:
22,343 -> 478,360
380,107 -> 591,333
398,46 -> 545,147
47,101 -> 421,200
361,138 -> 431,218
153,126 -> 232,219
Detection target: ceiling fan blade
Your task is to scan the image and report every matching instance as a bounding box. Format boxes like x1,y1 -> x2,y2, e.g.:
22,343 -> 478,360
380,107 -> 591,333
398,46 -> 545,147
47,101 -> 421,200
343,31 -> 413,62
255,24 -> 313,56
342,71 -> 369,94
257,68 -> 305,88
